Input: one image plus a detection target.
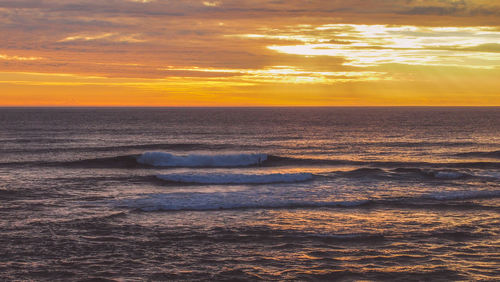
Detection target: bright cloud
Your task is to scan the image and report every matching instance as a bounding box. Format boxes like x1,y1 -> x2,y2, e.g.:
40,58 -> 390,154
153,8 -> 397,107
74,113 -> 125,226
60,33 -> 145,43
0,54 -> 42,61
203,1 -> 221,7
163,66 -> 388,84
236,24 -> 500,68
60,33 -> 116,42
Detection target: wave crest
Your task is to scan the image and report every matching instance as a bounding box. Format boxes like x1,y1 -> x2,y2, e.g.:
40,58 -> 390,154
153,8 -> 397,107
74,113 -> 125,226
137,152 -> 267,167
156,172 -> 313,184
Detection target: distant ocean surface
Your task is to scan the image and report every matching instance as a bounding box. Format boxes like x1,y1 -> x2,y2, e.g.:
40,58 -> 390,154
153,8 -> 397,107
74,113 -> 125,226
1,107 -> 499,281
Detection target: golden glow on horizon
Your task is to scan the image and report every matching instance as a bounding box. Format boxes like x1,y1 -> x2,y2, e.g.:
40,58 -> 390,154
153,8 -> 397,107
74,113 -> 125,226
1,1 -> 500,106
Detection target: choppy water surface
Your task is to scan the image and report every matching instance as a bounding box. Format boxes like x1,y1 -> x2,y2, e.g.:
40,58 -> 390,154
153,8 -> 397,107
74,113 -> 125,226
0,107 -> 499,281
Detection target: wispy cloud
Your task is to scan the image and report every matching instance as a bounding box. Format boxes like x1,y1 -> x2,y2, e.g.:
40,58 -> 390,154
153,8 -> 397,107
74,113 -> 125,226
162,66 -> 388,84
60,33 -> 115,42
0,54 -> 42,61
59,33 -> 146,43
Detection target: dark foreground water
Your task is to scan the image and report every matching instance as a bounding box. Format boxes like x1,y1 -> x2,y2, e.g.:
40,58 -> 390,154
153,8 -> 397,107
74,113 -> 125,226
0,107 -> 499,281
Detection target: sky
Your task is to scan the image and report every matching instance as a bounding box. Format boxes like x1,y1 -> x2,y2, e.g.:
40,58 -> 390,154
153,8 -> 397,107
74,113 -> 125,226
1,0 -> 500,106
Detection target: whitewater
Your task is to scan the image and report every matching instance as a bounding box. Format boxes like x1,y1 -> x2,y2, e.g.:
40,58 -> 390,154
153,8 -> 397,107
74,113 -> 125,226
137,152 -> 268,167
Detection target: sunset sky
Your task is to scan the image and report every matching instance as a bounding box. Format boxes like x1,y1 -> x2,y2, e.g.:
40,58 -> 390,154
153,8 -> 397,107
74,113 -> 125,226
1,0 -> 500,106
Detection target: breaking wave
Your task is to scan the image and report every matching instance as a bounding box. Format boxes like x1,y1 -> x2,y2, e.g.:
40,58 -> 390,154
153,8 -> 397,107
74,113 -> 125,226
156,172 -> 313,184
137,152 -> 268,167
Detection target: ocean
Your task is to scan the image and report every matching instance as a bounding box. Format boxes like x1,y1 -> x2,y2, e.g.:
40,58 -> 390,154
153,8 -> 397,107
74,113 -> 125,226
0,107 -> 499,281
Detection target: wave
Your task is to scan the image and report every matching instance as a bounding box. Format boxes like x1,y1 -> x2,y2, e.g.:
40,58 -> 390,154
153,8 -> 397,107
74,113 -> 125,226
116,196 -> 371,212
391,168 -> 474,180
454,150 -> 500,159
425,190 -> 500,201
207,227 -> 386,243
267,155 -> 500,169
334,167 -> 500,182
0,153 -> 267,169
3,151 -> 499,170
116,190 -> 500,212
137,152 -> 268,167
215,226 -> 480,243
432,171 -> 469,179
156,172 -> 313,184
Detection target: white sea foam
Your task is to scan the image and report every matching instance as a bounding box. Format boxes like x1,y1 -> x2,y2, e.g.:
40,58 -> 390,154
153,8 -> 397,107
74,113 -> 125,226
116,188 -> 500,212
136,152 -> 268,167
156,172 -> 313,184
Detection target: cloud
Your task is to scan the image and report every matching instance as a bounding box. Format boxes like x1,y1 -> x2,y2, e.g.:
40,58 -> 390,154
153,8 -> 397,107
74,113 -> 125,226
1,1 -> 499,83
59,33 -> 146,43
0,54 -> 42,60
60,33 -> 115,42
401,0 -> 500,16
203,1 -> 221,7
0,1 -> 497,20
239,24 -> 500,68
161,65 -> 388,84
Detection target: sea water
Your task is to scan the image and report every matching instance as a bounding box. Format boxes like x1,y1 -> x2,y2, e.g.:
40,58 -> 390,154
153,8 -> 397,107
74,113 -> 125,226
0,107 -> 499,280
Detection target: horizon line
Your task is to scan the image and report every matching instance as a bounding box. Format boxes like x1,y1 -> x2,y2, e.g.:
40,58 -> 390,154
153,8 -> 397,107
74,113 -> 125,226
1,105 -> 499,108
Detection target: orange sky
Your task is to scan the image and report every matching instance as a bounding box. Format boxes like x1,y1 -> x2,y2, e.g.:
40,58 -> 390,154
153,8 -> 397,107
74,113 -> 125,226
1,0 -> 500,106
